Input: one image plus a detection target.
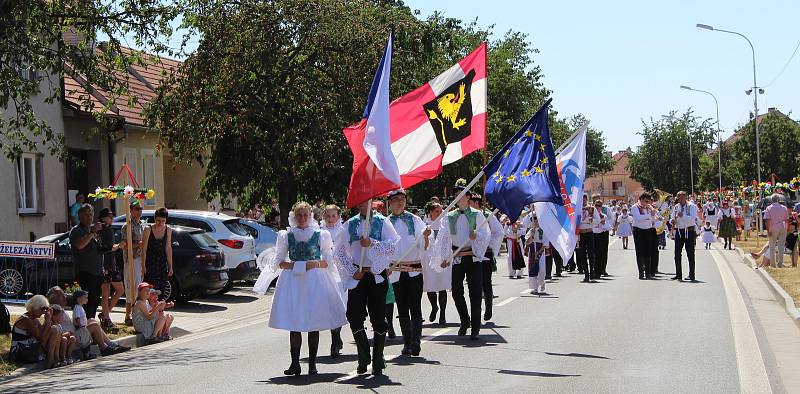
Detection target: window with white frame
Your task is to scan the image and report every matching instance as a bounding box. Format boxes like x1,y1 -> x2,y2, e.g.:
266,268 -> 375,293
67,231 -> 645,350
17,153 -> 42,214
141,149 -> 156,206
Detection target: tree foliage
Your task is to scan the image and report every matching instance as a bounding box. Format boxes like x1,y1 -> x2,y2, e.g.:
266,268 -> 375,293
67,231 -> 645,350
729,112 -> 800,184
146,0 -> 615,222
628,110 -> 716,193
0,0 -> 183,160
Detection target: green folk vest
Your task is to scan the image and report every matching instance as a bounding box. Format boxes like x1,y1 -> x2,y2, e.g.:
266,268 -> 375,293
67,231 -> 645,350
287,230 -> 321,261
447,208 -> 480,235
389,212 -> 415,236
347,214 -> 385,244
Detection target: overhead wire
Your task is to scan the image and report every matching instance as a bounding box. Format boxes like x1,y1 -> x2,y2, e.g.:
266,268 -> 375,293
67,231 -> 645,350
762,38 -> 800,88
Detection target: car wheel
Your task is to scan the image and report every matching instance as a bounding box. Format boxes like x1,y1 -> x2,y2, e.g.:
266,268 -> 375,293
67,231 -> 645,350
163,277 -> 180,302
0,267 -> 24,297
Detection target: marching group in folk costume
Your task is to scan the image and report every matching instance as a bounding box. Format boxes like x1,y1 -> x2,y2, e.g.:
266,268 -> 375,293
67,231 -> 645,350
243,30 -> 755,380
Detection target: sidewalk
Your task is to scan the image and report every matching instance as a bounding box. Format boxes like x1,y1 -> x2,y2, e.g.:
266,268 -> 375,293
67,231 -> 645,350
719,243 -> 800,393
4,287 -> 270,379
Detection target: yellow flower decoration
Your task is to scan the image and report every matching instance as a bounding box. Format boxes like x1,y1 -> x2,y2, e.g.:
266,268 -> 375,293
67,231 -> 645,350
146,190 -> 156,200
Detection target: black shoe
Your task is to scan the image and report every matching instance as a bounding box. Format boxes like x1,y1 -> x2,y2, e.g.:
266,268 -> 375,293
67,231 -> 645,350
411,342 -> 421,357
469,330 -> 480,340
483,297 -> 493,321
284,364 -> 301,376
639,273 -> 645,280
401,345 -> 412,356
581,278 -> 590,283
684,276 -> 695,282
308,363 -> 318,375
429,307 -> 438,322
438,315 -> 447,327
554,273 -> 563,277
670,276 -> 680,280
387,328 -> 396,339
458,325 -> 468,336
330,342 -> 341,358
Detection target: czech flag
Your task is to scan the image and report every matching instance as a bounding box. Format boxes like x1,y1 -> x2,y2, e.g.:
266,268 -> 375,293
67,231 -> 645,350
344,34 -> 402,208
390,43 -> 487,188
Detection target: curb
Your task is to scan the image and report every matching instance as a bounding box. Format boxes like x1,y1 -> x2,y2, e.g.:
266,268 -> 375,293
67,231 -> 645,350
735,244 -> 800,331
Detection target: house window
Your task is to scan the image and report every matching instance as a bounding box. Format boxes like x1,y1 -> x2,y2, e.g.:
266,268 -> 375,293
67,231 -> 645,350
17,153 -> 42,214
612,181 -> 625,196
141,149 -> 156,206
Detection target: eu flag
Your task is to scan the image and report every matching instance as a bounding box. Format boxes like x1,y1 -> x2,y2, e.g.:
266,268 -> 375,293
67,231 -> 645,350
483,99 -> 564,222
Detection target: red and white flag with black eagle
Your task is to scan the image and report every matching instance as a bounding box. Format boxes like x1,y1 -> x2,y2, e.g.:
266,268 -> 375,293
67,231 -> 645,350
389,42 -> 487,188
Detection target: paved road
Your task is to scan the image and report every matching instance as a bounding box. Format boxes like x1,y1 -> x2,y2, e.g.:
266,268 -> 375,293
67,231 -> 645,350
0,239 -> 781,393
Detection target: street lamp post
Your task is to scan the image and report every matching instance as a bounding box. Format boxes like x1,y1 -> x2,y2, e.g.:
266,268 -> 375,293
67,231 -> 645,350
696,23 -> 763,184
680,85 -> 722,193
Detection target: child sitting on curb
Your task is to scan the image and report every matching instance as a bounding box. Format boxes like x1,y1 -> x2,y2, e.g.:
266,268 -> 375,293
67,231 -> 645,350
132,282 -> 173,344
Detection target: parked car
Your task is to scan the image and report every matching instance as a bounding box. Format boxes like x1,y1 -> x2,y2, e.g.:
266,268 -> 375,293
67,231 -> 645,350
25,225 -> 228,302
239,220 -> 278,256
115,210 -> 258,293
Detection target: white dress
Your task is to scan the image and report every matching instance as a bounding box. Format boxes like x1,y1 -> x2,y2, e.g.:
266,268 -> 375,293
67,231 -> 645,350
701,226 -> 716,244
616,215 -> 633,237
422,221 -> 452,292
258,226 -> 347,332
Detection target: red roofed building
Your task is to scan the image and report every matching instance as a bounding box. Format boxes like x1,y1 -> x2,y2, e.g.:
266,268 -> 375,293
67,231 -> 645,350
584,150 -> 644,204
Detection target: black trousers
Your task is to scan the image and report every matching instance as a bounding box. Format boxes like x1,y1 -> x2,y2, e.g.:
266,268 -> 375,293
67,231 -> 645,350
594,231 -> 609,278
76,271 -> 101,319
633,227 -> 657,277
674,228 -> 697,279
550,250 -> 564,276
576,232 -> 594,281
392,272 -> 423,344
347,273 -> 388,334
451,256 -> 483,332
482,250 -> 494,300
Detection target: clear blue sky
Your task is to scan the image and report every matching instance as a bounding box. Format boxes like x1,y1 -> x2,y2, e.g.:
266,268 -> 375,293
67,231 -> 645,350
404,0 -> 799,152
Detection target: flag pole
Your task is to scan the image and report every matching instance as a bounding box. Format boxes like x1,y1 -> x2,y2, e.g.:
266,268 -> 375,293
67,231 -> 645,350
554,123 -> 589,156
388,171 -> 483,272
358,198 -> 373,272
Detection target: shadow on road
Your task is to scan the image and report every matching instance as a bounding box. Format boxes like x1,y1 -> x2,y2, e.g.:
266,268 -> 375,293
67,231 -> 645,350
544,351 -> 611,360
198,293 -> 260,304
170,303 -> 228,313
260,373 -> 348,386
0,347 -> 236,392
390,356 -> 441,367
334,373 -> 402,389
498,369 -> 581,378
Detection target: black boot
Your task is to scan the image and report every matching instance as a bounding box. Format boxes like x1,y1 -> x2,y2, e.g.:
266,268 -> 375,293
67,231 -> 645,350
330,328 -> 342,358
284,332 -> 301,376
353,329 -> 371,374
411,319 -> 422,357
308,331 -> 319,375
483,296 -> 493,321
372,331 -> 387,375
399,317 -> 411,356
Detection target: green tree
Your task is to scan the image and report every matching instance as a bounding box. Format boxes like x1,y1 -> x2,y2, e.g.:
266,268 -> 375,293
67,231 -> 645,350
0,0 -> 183,160
728,111 -> 800,184
628,110 -> 716,193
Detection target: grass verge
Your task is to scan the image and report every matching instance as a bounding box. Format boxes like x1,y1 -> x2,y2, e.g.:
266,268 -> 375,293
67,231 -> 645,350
766,267 -> 800,307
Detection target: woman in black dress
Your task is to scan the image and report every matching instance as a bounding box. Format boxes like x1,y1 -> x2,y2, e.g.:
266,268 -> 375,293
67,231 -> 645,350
141,208 -> 173,298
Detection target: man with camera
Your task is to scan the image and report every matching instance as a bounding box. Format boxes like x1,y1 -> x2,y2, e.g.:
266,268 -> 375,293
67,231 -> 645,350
68,204 -> 104,319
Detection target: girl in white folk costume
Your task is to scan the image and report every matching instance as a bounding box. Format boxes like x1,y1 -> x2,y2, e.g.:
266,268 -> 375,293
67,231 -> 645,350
252,202 -> 347,376
321,204 -> 346,359
525,217 -> 549,294
702,221 -> 716,249
615,208 -> 633,249
422,202 -> 450,326
504,219 -> 527,279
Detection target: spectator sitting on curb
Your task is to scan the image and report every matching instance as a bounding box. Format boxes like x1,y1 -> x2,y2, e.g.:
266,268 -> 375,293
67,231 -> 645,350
51,305 -> 77,366
9,295 -> 62,368
46,287 -> 129,357
132,282 -> 171,344
147,289 -> 174,340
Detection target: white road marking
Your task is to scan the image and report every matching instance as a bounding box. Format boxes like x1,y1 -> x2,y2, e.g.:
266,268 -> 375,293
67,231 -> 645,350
335,327 -> 452,382
520,289 -> 532,294
709,249 -> 772,394
609,237 -> 620,248
495,297 -> 518,307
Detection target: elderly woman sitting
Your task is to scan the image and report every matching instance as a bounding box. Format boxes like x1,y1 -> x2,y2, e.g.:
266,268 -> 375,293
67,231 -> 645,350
9,295 -> 64,368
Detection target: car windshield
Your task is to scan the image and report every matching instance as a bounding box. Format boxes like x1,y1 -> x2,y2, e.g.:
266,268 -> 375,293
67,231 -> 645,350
190,231 -> 219,249
224,219 -> 253,238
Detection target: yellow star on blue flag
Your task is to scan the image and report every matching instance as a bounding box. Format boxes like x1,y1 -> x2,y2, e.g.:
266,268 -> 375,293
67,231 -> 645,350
481,98 -> 563,222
